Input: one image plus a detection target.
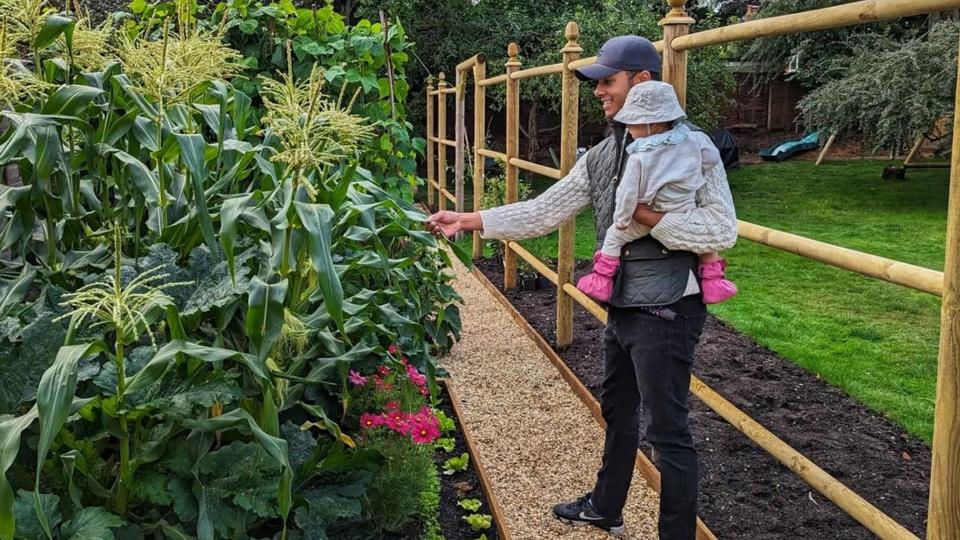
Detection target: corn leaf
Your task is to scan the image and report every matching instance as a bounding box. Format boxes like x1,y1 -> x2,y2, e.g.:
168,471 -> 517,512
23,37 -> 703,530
245,277 -> 288,362
294,202 -> 343,334
0,265 -> 35,316
34,342 -> 107,538
41,86 -> 104,118
0,408 -> 39,540
98,145 -> 162,206
174,134 -> 217,257
123,340 -> 270,396
34,15 -> 75,50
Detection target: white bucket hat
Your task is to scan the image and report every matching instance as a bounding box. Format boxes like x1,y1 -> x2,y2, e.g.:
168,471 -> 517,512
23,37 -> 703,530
613,81 -> 686,125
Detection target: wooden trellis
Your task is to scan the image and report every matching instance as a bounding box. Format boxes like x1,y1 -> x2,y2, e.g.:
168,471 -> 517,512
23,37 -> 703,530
425,1 -> 960,538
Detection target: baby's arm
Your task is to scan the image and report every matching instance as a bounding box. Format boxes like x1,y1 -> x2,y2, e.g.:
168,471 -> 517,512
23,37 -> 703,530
613,153 -> 642,229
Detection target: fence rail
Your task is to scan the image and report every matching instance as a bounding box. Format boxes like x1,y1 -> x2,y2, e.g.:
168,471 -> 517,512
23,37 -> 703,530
424,1 -> 960,538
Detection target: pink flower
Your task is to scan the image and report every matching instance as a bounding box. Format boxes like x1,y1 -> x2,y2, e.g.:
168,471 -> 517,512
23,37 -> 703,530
387,344 -> 399,355
419,386 -> 430,396
360,413 -> 383,430
377,365 -> 391,377
384,410 -> 409,433
406,365 -> 427,387
373,375 -> 394,392
409,417 -> 441,444
348,370 -> 368,386
384,400 -> 401,411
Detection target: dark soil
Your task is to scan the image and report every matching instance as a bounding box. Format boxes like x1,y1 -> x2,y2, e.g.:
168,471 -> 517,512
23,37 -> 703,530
57,0 -> 132,24
476,257 -> 931,539
435,386 -> 501,540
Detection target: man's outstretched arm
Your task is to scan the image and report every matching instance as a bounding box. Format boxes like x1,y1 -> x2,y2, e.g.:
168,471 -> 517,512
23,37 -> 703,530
427,157 -> 592,240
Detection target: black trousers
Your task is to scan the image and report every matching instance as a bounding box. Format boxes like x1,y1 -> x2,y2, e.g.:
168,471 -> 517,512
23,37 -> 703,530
591,295 -> 707,540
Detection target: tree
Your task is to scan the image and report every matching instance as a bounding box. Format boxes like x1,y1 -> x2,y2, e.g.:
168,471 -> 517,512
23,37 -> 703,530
348,0 -> 732,158
741,0 -> 926,89
797,20 -> 960,152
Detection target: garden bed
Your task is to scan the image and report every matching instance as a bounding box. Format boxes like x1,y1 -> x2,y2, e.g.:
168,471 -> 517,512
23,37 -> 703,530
436,381 -> 505,540
476,257 -> 931,539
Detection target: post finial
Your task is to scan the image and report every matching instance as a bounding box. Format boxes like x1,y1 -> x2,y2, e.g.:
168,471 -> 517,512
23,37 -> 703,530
660,0 -> 695,25
506,42 -> 521,68
562,21 -> 583,54
438,71 -> 446,85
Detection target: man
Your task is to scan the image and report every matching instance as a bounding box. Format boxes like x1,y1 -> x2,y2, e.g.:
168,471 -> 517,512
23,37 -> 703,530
426,36 -> 737,539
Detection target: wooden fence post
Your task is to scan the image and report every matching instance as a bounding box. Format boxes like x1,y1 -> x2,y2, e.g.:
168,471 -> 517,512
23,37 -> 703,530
473,57 -> 487,259
556,22 -> 581,351
455,69 -> 466,213
426,79 -> 435,209
660,0 -> 695,107
504,43 -> 521,290
438,72 -> 448,211
926,35 -> 960,540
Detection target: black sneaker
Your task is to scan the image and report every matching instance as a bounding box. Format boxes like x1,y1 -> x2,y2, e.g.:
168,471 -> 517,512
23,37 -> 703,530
552,492 -> 625,535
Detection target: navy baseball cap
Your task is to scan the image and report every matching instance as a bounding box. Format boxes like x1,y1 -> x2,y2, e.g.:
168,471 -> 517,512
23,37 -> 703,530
575,36 -> 661,81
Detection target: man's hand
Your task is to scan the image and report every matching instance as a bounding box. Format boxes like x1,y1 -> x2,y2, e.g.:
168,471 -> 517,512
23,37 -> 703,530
633,203 -> 665,227
425,211 -> 462,238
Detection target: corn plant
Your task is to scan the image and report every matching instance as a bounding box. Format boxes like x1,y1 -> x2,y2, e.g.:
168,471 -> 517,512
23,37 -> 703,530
0,0 -> 465,538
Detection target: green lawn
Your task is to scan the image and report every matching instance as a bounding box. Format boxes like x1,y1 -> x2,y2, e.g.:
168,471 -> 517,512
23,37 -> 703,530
457,161 -> 949,443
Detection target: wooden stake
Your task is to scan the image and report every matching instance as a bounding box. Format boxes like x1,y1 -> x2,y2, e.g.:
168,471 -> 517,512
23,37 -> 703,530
455,69 -> 466,213
926,33 -> 960,540
378,11 -> 397,120
504,43 -> 521,290
904,135 -> 925,165
473,56 -> 487,259
661,0 -> 695,108
438,72 -> 448,212
557,22 -> 581,351
816,132 -> 837,166
426,80 -> 435,209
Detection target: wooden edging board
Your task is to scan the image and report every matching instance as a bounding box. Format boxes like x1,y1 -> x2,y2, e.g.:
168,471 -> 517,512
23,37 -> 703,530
440,378 -> 514,540
468,265 -> 718,540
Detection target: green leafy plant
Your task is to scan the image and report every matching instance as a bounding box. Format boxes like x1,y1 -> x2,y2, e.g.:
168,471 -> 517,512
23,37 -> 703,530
435,409 -> 455,433
443,452 -> 470,475
208,0 -> 424,199
457,498 -> 482,512
463,512 -> 492,531
434,437 -> 455,453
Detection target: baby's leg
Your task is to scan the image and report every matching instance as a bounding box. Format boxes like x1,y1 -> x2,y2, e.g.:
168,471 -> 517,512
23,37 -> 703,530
699,252 -> 737,304
601,221 -> 651,257
579,223 -> 647,302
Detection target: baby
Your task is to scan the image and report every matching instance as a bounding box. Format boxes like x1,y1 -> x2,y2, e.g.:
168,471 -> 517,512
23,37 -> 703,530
576,81 -> 737,304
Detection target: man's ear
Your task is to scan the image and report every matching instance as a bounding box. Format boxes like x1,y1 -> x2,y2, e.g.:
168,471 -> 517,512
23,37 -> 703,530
634,71 -> 653,84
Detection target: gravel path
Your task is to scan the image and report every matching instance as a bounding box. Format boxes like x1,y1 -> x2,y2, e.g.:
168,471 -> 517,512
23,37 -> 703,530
442,261 -> 658,539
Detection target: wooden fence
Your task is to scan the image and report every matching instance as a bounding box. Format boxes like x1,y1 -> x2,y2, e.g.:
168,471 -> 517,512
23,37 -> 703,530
424,1 -> 960,538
